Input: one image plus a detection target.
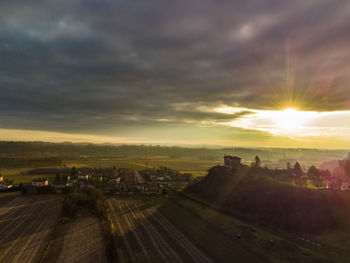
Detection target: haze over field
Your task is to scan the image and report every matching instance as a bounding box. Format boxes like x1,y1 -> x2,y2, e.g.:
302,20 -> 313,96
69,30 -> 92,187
1,0 -> 350,148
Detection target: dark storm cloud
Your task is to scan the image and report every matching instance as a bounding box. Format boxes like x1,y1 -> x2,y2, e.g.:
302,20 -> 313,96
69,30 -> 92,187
1,0 -> 350,134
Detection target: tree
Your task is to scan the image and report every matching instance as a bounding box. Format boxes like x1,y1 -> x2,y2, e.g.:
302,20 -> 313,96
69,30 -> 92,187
307,166 -> 319,179
54,173 -> 61,184
293,162 -> 306,185
70,166 -> 77,177
344,160 -> 350,176
307,166 -> 324,188
254,156 -> 261,167
293,162 -> 304,178
319,169 -> 331,181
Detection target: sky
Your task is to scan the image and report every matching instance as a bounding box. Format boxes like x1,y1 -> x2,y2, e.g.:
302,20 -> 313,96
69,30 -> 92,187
1,0 -> 350,148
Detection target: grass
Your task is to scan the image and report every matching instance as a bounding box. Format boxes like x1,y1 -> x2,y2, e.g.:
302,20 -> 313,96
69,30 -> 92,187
1,168 -> 56,184
156,194 -> 345,263
1,156 -> 216,183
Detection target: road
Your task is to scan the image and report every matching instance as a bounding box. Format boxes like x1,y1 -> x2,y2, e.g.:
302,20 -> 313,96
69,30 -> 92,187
108,197 -> 213,263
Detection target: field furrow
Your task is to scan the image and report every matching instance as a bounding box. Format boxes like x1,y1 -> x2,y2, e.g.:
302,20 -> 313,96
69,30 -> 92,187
108,197 -> 213,263
0,196 -> 62,263
57,217 -> 107,263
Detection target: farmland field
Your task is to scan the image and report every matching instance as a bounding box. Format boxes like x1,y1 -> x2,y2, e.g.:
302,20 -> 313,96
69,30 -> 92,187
0,195 -> 62,263
1,168 -> 56,184
159,195 -> 346,263
57,217 -> 107,263
66,156 -> 222,177
108,197 -> 213,263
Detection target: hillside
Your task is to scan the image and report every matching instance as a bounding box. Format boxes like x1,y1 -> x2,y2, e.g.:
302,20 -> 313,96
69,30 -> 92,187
185,165 -> 350,235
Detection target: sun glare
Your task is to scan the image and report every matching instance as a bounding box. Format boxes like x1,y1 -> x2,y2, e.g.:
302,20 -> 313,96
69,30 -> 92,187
218,106 -> 324,137
274,108 -> 304,132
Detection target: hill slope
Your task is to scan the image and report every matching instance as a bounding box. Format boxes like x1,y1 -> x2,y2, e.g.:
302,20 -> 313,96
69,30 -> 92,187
185,165 -> 350,234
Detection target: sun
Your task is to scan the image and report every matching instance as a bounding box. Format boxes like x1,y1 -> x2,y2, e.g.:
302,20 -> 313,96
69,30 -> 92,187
216,106 -> 322,137
274,108 -> 306,133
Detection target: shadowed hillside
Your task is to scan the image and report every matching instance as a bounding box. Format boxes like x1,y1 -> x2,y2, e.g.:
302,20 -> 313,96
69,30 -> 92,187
185,165 -> 350,234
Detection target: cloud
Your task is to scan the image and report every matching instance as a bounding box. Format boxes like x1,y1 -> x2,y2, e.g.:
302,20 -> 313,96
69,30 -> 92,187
0,0 -> 350,145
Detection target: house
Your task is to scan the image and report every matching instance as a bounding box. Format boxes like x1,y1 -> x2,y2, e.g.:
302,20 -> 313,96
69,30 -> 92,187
125,173 -> 136,183
78,174 -> 89,180
0,183 -> 12,190
150,175 -> 157,181
149,175 -> 164,181
338,176 -> 350,191
340,180 -> 350,191
327,176 -> 350,191
54,175 -> 69,189
224,155 -> 241,169
143,183 -> 160,193
32,178 -> 49,187
54,183 -> 68,189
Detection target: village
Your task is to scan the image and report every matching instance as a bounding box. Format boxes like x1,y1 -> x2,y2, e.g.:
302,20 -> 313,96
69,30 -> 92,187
0,165 -> 192,195
0,154 -> 350,195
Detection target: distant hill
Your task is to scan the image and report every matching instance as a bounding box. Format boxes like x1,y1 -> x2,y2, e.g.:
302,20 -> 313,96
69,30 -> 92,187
0,141 -> 347,163
185,165 -> 350,234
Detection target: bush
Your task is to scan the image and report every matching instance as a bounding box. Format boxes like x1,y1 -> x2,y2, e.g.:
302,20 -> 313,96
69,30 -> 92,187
62,194 -> 78,218
61,186 -> 107,218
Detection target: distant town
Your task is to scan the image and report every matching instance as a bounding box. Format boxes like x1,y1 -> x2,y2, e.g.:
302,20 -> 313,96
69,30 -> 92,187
1,153 -> 350,195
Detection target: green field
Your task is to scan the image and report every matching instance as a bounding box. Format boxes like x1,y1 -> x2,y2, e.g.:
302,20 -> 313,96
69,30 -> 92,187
1,168 -> 56,184
65,156 -> 220,177
0,156 -> 216,184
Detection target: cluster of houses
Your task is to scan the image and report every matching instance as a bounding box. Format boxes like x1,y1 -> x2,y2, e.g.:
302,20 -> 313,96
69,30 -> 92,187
325,176 -> 350,191
104,166 -> 194,195
32,178 -> 49,186
29,171 -> 97,193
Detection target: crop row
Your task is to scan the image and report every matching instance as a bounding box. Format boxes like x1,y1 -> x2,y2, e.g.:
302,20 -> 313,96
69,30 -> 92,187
108,197 -> 212,263
0,196 -> 62,263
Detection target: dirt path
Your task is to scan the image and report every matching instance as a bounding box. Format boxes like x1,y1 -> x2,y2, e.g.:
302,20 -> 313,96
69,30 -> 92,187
57,217 -> 107,263
108,197 -> 213,263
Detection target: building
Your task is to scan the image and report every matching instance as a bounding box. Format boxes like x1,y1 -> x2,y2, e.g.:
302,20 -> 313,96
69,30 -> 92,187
340,180 -> 350,191
0,183 -> 12,190
327,176 -> 350,191
287,162 -> 291,170
125,173 -> 136,183
32,178 -> 49,187
224,155 -> 241,169
78,174 -> 89,180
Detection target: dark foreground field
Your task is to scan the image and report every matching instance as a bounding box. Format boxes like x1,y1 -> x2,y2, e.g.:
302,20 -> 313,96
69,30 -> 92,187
0,192 -> 347,263
0,195 -> 62,263
57,217 -> 107,263
108,197 -> 213,263
109,195 -> 339,263
160,195 -> 347,263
